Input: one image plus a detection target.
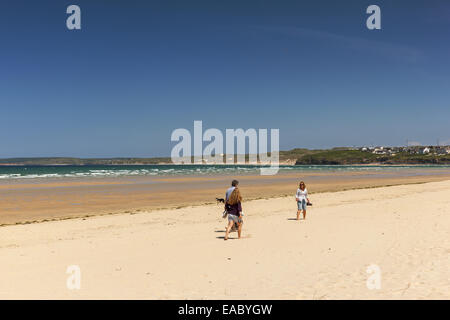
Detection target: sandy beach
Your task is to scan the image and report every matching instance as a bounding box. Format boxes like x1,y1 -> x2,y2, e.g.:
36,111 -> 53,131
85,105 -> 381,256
2,168 -> 450,226
0,178 -> 449,299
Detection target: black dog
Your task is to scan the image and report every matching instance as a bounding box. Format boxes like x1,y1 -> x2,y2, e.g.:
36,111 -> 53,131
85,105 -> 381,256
216,198 -> 225,204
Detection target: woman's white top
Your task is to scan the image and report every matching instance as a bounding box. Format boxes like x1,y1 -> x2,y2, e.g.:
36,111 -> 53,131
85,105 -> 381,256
296,188 -> 308,201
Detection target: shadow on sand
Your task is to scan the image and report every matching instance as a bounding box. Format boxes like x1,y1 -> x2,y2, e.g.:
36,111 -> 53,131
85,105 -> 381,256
216,236 -> 239,240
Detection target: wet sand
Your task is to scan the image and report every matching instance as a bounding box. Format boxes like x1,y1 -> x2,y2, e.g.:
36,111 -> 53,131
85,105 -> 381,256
1,168 -> 450,225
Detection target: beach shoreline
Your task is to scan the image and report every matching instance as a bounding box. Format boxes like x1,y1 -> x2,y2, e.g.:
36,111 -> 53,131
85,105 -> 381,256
2,168 -> 450,226
2,169 -> 450,226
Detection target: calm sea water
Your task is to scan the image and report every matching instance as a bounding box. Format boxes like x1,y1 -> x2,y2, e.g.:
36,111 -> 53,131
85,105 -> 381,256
1,165 -> 450,179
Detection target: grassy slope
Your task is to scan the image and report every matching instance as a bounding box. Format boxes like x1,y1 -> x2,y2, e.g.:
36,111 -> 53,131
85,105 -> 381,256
293,149 -> 380,165
292,149 -> 450,165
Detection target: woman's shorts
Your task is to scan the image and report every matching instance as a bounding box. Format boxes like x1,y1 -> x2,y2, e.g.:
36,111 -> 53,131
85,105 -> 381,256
297,199 -> 307,211
228,214 -> 240,223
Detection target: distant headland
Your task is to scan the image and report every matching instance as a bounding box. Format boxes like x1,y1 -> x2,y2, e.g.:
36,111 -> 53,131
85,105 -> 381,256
1,146 -> 450,166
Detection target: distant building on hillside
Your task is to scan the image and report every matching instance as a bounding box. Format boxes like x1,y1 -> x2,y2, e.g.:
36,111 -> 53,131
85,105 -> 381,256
373,147 -> 386,154
358,145 -> 450,156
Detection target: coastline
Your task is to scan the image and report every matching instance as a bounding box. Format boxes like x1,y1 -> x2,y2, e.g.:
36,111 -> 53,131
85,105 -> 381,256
1,162 -> 450,166
1,169 -> 450,226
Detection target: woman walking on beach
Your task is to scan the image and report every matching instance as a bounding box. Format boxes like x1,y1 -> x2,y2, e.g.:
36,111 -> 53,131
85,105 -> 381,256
296,181 -> 310,220
224,186 -> 243,240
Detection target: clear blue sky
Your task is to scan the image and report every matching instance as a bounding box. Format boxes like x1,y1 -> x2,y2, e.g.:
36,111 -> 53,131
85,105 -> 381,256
1,0 -> 449,158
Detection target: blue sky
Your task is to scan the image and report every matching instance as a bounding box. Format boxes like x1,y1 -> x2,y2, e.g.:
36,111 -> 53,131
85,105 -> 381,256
1,0 -> 449,157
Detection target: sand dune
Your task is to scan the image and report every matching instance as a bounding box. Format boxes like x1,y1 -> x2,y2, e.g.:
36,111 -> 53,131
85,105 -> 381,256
1,180 -> 449,299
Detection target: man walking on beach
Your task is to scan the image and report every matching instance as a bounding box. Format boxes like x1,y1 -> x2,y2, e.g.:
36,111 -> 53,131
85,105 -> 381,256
225,180 -> 239,232
224,180 -> 244,240
226,180 -> 239,202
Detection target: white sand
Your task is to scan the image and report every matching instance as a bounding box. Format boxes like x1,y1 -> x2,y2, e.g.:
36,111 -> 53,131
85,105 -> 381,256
0,180 -> 449,299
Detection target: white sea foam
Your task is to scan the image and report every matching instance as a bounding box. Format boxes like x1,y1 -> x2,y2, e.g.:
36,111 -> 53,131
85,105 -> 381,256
0,165 -> 448,180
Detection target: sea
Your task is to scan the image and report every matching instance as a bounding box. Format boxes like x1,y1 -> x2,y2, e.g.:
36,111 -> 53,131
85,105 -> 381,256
1,164 -> 450,179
